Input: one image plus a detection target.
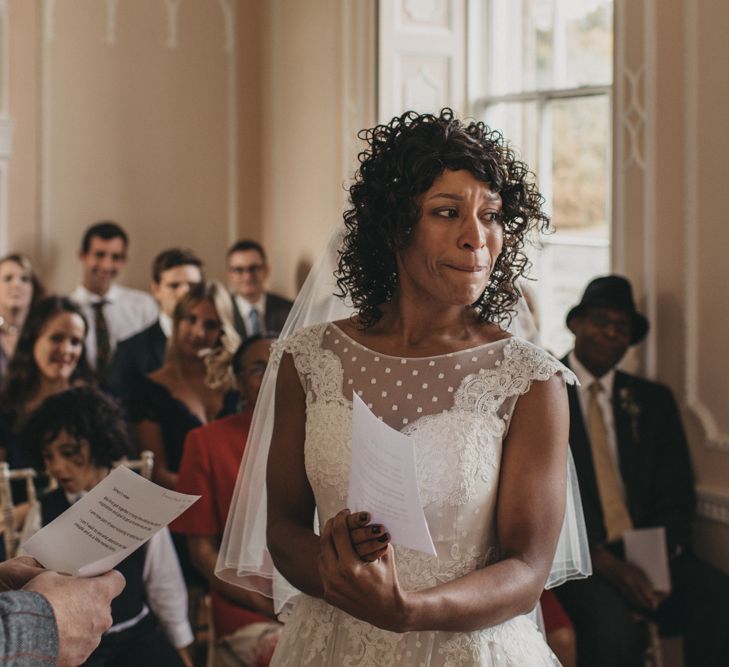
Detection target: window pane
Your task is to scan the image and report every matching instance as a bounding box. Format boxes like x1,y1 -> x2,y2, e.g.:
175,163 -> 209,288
559,0 -> 613,89
480,101 -> 539,168
550,94 -> 610,239
485,0 -> 612,95
529,240 -> 610,356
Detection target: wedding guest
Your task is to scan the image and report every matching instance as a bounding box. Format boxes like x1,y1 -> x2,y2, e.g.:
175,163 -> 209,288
173,333 -> 281,666
130,281 -> 239,587
109,248 -> 203,406
556,274 -> 729,667
129,281 -> 240,491
226,240 -> 292,340
20,387 -> 193,667
70,221 -> 158,378
0,296 -> 92,478
0,555 -> 124,667
0,254 -> 44,388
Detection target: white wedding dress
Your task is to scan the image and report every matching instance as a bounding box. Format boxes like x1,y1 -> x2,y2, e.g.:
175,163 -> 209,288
269,322 -> 577,667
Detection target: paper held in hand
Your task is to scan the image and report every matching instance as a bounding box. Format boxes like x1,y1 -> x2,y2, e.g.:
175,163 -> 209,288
23,465 -> 200,577
347,393 -> 436,556
623,526 -> 672,594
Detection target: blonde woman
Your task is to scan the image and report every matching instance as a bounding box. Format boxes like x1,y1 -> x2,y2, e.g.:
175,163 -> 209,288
131,280 -> 240,491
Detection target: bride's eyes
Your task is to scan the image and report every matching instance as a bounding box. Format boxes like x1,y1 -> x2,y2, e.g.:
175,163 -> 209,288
434,207 -> 459,219
432,208 -> 503,223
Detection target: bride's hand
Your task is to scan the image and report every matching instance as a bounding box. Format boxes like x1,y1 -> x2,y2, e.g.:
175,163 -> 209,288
319,509 -> 411,632
346,511 -> 390,562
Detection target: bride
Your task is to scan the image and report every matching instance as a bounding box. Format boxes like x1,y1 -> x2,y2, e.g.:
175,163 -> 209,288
218,109 -> 590,666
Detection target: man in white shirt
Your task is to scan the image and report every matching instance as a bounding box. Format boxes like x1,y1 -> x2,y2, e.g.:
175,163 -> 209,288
108,248 -> 203,405
70,221 -> 158,376
554,274 -> 729,667
226,239 -> 292,340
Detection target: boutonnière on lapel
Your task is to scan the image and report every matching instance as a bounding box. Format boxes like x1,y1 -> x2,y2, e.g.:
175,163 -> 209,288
618,386 -> 641,442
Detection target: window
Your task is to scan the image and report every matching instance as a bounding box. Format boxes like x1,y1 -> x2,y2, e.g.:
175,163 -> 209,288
469,0 -> 613,355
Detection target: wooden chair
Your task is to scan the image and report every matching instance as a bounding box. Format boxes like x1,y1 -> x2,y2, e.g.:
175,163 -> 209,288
629,610 -> 672,667
113,450 -> 154,480
0,463 -> 38,559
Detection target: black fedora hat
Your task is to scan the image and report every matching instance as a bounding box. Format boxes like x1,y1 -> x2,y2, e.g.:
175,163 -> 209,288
566,275 -> 649,345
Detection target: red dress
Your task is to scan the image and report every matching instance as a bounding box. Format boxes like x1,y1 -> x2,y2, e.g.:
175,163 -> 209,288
173,408 -> 271,638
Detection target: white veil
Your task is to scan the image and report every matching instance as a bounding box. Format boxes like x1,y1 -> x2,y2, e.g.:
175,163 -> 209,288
216,226 -> 591,614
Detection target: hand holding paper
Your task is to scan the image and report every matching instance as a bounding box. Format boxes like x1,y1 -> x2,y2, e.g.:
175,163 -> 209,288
23,466 -> 199,577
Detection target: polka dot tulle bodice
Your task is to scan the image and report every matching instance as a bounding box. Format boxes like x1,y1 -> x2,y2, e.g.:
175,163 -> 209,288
269,323 -> 576,667
328,324 -> 515,429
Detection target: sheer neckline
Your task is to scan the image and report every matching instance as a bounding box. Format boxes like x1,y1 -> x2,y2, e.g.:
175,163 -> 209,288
328,322 -> 512,361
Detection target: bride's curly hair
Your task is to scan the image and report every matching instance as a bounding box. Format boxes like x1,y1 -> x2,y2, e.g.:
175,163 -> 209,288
335,108 -> 550,329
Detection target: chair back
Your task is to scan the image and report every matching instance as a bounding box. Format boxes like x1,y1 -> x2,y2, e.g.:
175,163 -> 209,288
113,450 -> 155,480
0,463 -> 37,559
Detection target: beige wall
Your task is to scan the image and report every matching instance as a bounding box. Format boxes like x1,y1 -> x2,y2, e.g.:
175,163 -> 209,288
682,0 -> 729,569
7,0 -> 39,255
42,0 -> 233,291
4,0 -> 373,300
617,0 -> 729,571
259,0 -> 375,298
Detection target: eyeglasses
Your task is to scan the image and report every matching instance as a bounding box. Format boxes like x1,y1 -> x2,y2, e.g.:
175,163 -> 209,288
228,264 -> 265,276
586,311 -> 632,338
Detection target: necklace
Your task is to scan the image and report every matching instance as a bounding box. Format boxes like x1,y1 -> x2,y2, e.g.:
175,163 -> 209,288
0,315 -> 20,336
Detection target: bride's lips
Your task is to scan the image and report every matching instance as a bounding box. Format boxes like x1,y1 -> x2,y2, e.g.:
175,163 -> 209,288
443,263 -> 488,273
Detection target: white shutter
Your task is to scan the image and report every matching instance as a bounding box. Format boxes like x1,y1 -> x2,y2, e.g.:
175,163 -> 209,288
378,0 -> 467,123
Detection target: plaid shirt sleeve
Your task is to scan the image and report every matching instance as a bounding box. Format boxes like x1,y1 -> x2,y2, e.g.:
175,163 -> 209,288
0,591 -> 58,665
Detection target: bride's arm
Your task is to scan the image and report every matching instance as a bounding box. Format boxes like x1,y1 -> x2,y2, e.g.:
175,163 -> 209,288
266,352 -> 325,598
267,352 -> 393,598
318,373 -> 570,633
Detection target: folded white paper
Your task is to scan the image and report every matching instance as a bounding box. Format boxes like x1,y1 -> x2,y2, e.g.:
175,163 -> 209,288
347,393 -> 436,556
623,526 -> 672,593
23,466 -> 200,577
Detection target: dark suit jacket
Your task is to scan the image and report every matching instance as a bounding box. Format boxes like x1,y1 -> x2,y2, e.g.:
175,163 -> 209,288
562,355 -> 695,555
108,320 -> 167,406
231,292 -> 293,339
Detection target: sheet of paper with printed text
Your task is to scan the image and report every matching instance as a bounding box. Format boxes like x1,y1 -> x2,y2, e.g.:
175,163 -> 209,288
23,466 -> 199,577
348,393 -> 436,556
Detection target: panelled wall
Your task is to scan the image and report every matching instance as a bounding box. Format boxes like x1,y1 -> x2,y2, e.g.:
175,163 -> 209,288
4,0 -> 374,296
6,0 -> 257,290
615,0 -> 729,571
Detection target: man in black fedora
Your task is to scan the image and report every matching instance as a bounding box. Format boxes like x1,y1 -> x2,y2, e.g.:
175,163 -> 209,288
555,274 -> 729,667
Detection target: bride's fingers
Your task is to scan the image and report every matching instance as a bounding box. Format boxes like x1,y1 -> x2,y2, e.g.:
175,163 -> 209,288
331,510 -> 358,560
346,512 -> 370,530
360,546 -> 389,563
354,533 -> 390,560
349,524 -> 386,546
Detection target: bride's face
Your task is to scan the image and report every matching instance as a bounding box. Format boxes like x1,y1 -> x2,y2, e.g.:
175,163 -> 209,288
396,169 -> 504,308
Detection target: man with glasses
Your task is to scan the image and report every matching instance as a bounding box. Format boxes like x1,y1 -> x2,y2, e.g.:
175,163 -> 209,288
226,240 -> 292,341
555,274 -> 729,667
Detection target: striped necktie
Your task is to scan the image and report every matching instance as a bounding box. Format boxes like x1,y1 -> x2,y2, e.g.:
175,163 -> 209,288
91,300 -> 111,374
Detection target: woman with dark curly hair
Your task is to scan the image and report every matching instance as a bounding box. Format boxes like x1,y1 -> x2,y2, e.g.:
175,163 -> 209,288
19,387 -> 194,667
221,109 -> 588,666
